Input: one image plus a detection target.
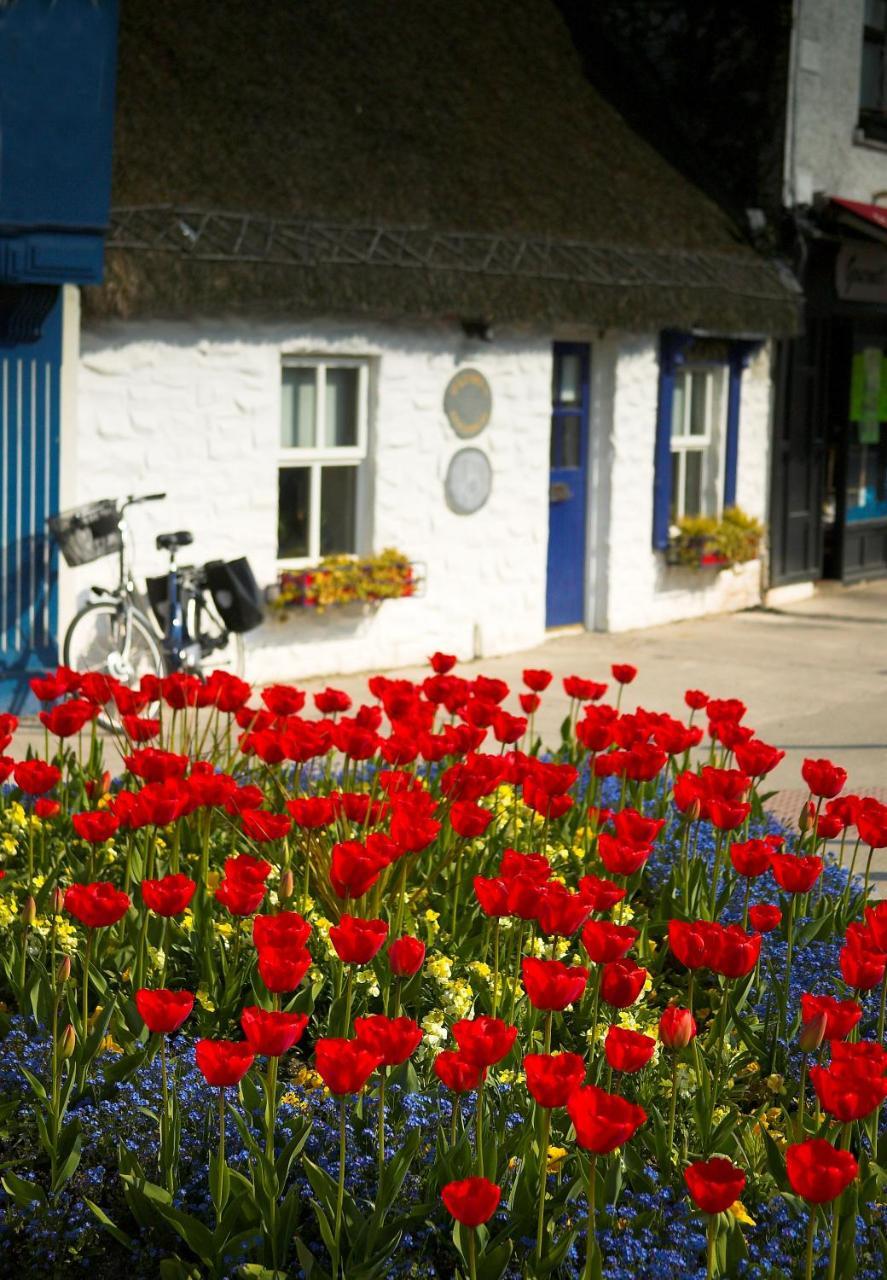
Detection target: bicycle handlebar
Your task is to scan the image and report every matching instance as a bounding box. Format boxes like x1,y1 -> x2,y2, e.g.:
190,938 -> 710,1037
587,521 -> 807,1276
126,492 -> 167,505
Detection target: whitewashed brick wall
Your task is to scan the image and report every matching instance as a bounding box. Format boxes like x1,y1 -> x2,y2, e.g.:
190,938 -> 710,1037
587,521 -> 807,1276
71,320 -> 552,681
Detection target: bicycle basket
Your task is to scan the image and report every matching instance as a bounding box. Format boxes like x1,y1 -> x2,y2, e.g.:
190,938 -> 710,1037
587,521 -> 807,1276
48,499 -> 122,567
203,558 -> 265,633
145,574 -> 172,631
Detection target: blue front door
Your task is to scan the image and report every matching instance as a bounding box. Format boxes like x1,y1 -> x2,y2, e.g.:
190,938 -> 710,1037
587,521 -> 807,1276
546,343 -> 590,626
0,287 -> 62,710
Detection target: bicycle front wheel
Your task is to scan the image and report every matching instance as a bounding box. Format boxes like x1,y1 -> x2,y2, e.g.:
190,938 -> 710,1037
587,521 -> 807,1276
63,601 -> 164,686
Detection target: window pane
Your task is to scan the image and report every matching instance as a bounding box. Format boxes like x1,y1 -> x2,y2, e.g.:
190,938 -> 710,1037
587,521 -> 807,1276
549,419 -> 560,468
671,373 -> 687,439
324,368 -> 359,447
278,467 -> 311,558
320,466 -> 357,555
560,413 -> 581,468
670,450 -> 681,521
866,0 -> 886,29
684,449 -> 703,516
862,41 -> 884,110
281,368 -> 316,448
555,353 -> 582,405
689,371 -> 709,436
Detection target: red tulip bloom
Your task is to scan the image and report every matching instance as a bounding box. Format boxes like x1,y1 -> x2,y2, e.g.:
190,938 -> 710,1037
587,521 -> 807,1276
520,693 -> 540,714
577,875 -> 626,913
388,935 -> 426,977
314,687 -> 352,715
449,800 -> 494,838
34,798 -> 60,819
684,689 -> 709,710
522,668 -> 553,692
684,1158 -> 746,1214
429,652 -> 457,674
195,1038 -> 255,1087
65,881 -> 131,929
286,795 -> 336,829
135,988 -> 194,1035
215,877 -> 266,916
730,838 -> 775,878
658,1007 -> 697,1050
857,798 -> 887,849
564,675 -> 608,702
581,920 -> 639,964
434,1050 -> 486,1092
809,1064 -> 887,1121
830,1040 -> 887,1075
329,914 -> 389,965
748,903 -> 782,933
500,848 -> 551,882
240,1006 -> 308,1056
123,748 -> 189,784
521,957 -> 589,1011
770,853 -> 823,894
122,714 -> 161,743
524,1051 -> 585,1108
611,664 -> 637,685
13,759 -> 61,796
599,958 -> 647,1008
800,994 -> 861,1042
597,833 -> 651,877
568,1084 -> 646,1154
141,874 -> 196,917
452,1016 -> 517,1068
314,1037 -> 381,1094
39,699 -> 99,738
801,758 -> 847,799
261,684 -> 307,716
536,884 -> 590,937
257,945 -> 311,993
710,925 -> 761,979
71,811 -> 120,844
330,840 -> 385,900
706,798 -> 751,831
668,919 -> 720,970
241,810 -> 292,843
354,1015 -> 422,1066
253,910 -> 311,950
604,1025 -> 656,1073
786,1139 -> 858,1204
839,942 -> 886,991
441,1176 -> 501,1228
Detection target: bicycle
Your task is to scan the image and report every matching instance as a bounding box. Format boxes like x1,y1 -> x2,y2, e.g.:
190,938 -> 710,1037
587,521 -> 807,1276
49,493 -> 263,687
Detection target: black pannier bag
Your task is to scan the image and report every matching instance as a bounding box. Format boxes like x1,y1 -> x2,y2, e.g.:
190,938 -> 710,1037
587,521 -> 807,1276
204,558 -> 265,633
144,574 -> 171,630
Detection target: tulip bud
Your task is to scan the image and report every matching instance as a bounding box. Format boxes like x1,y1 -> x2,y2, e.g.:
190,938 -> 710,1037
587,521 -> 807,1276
21,895 -> 36,925
799,803 -> 813,834
799,1010 -> 827,1054
685,799 -> 702,824
58,1023 -> 76,1059
56,955 -> 71,985
279,869 -> 295,902
658,1006 -> 697,1050
51,887 -> 65,915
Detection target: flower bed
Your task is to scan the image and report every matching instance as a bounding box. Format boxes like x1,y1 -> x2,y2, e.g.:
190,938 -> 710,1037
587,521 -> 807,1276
0,665 -> 886,1279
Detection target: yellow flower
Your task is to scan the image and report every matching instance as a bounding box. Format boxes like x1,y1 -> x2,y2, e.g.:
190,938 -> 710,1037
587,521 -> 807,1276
547,1145 -> 568,1172
729,1202 -> 756,1227
765,1074 -> 785,1095
206,870 -> 222,893
99,1034 -> 125,1055
196,987 -> 216,1012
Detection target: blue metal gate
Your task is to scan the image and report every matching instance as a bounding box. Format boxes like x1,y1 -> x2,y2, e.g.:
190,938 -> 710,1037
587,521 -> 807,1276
0,288 -> 62,710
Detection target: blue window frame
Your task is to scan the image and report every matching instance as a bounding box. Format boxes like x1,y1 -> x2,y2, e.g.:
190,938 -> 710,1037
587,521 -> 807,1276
652,332 -> 761,550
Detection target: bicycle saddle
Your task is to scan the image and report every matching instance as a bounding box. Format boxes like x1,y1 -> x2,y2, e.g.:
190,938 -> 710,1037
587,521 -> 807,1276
156,530 -> 194,551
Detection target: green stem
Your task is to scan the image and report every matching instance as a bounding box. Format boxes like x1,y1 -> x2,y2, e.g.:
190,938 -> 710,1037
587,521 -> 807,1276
827,1196 -> 840,1280
706,1215 -> 717,1280
342,966 -> 355,1035
265,1052 -> 279,1158
450,1098 -> 459,1148
805,1210 -> 816,1280
333,1096 -> 347,1277
468,1230 -> 477,1280
666,1051 -> 679,1158
583,1154 -> 597,1280
797,1055 -> 808,1141
475,1079 -> 485,1176
82,930 -> 93,1036
535,1106 -> 552,1262
491,919 -> 500,1017
377,1068 -> 387,1191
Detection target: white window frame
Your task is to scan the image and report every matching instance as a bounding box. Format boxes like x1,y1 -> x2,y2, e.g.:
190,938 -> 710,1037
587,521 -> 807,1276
277,357 -> 370,566
669,363 -> 726,523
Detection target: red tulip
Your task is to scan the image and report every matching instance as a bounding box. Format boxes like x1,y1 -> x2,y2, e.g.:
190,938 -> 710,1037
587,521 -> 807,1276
801,757 -> 847,799
577,875 -> 626,913
839,942 -> 886,991
604,1025 -> 656,1073
564,675 -> 608,702
770,853 -> 823,894
64,881 -> 131,929
314,1037 -> 381,1094
449,800 -> 494,838
330,840 -> 386,899
810,1063 -> 887,1121
729,838 -> 776,878
195,1038 -> 255,1086
39,699 -> 99,738
240,1006 -> 308,1056
429,652 -> 457,674
71,811 -> 120,844
597,833 -> 651,877
581,920 -> 639,964
314,687 -> 351,715
452,1016 -> 517,1068
800,994 -> 861,1042
215,876 -> 266,916
521,957 -> 588,1011
141,874 -> 196,917
286,795 -> 336,828
536,884 -> 590,937
354,1014 -> 422,1066
523,1051 -> 585,1108
599,958 -> 647,1009
135,988 -> 194,1035
34,798 -> 60,819
441,1176 -> 501,1227
658,1006 -> 697,1050
748,903 -> 782,933
668,919 -> 720,970
522,668 -> 553,692
257,945 -> 311,993
434,1050 -> 485,1092
611,664 -> 637,685
786,1139 -> 858,1204
329,915 -> 389,965
261,684 -> 306,715
123,748 -> 189,784
710,925 -> 761,979
253,910 -> 311,950
241,810 -> 292,843
13,759 -> 61,796
684,1158 -> 746,1214
568,1084 -> 646,1153
388,935 -> 426,977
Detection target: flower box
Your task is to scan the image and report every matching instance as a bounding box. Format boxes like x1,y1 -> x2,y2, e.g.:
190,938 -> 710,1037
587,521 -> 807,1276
666,507 -> 763,570
270,548 -> 422,614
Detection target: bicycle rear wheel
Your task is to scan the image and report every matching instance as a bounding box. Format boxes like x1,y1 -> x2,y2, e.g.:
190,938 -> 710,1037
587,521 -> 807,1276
63,600 -> 164,686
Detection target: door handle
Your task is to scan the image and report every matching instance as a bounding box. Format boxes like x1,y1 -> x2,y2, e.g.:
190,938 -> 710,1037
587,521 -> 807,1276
549,481 -> 572,503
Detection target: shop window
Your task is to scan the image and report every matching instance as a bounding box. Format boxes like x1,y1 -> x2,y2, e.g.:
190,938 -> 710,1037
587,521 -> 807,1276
277,359 -> 369,562
859,0 -> 887,142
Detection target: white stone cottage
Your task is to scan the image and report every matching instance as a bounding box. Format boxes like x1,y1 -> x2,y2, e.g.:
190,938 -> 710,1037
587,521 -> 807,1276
61,0 -> 799,683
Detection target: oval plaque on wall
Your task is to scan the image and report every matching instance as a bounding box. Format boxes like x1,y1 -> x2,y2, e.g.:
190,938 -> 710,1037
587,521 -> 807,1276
444,367 -> 492,438
444,447 -> 492,515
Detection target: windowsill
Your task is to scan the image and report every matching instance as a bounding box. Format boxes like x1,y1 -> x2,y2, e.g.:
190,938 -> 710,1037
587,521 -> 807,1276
853,125 -> 887,153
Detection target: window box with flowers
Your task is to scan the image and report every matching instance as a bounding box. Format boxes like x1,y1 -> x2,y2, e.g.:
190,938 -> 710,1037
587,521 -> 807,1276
270,548 -> 422,614
666,507 -> 764,570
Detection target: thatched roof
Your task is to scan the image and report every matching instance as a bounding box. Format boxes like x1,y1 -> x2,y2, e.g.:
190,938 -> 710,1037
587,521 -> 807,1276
86,0 -> 800,334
